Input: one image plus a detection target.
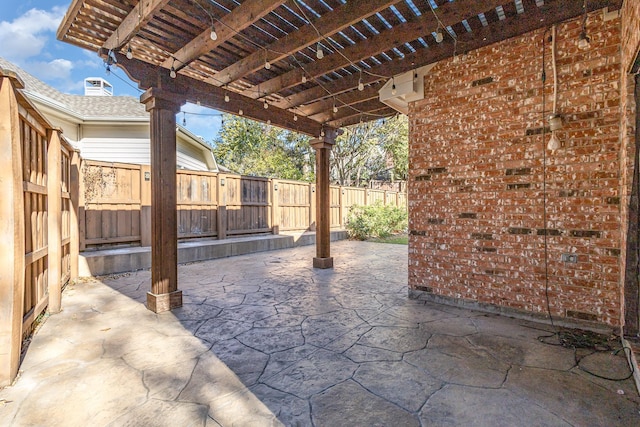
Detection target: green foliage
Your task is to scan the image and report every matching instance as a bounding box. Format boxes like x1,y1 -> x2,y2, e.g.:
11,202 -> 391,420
212,115 -> 314,181
332,115 -> 408,186
345,202 -> 408,240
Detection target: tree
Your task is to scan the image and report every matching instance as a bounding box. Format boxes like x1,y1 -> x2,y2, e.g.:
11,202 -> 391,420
331,115 -> 408,186
212,114 -> 314,181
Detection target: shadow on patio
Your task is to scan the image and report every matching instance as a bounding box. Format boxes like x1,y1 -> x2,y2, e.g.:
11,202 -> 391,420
1,241 -> 638,426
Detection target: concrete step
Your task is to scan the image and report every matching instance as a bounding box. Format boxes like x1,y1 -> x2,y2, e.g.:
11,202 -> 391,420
79,230 -> 348,277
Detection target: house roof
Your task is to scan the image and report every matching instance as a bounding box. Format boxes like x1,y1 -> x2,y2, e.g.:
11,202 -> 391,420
0,56 -> 147,120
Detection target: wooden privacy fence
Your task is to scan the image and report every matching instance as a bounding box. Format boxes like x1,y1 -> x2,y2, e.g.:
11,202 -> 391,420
79,160 -> 407,251
0,71 -> 79,386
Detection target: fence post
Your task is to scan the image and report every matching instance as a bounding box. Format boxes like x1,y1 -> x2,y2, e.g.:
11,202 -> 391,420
140,164 -> 152,247
271,179 -> 280,235
0,72 -> 26,386
310,183 -> 316,231
339,186 -> 345,228
47,129 -> 63,314
69,150 -> 80,279
217,173 -> 227,240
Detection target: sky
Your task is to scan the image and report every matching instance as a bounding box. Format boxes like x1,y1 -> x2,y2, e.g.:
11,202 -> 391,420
0,1 -> 223,142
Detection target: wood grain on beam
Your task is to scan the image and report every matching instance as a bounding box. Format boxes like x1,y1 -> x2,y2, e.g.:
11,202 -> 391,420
298,83 -> 383,116
106,50 -> 324,137
311,98 -> 387,123
103,0 -> 171,50
164,0 -> 288,70
214,0 -> 400,86
328,107 -> 397,128
243,0 -> 506,98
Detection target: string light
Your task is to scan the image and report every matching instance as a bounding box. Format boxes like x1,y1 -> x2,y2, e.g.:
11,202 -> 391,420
126,45 -> 133,59
301,75 -> 307,83
435,27 -> 444,43
210,25 -> 218,41
264,50 -> 271,70
239,109 -> 243,115
170,58 -> 177,78
182,112 -> 186,126
391,77 -> 397,95
333,99 -> 338,113
316,42 -> 324,59
293,114 -> 298,121
358,69 -> 364,91
264,100 -> 269,109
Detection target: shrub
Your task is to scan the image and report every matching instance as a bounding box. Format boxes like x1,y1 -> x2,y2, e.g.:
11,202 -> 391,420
345,202 -> 408,240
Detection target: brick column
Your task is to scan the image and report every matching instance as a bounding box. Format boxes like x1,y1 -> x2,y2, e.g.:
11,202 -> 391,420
141,89 -> 183,313
311,130 -> 336,269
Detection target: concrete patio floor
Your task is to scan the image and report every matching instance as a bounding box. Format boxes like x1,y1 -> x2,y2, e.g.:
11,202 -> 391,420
1,240 -> 639,426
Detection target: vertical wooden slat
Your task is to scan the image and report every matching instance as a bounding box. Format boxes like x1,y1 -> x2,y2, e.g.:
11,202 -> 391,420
0,73 -> 26,386
47,129 -> 62,313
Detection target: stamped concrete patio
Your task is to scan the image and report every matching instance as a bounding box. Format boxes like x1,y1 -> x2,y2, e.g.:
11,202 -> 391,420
1,240 -> 639,426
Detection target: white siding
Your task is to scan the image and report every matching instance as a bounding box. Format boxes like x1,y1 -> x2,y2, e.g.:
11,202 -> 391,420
177,138 -> 209,171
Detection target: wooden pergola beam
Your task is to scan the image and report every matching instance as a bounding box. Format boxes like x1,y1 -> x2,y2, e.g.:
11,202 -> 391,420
298,82 -> 383,117
102,0 -> 171,50
163,0 -> 288,70
214,0 -> 400,86
328,107 -> 397,128
106,50 -> 325,137
243,0 -> 506,99
310,98 -> 387,123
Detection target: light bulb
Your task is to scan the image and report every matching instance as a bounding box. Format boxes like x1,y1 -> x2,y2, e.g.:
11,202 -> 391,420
126,46 -> 133,59
333,105 -> 338,113
358,80 -> 364,91
547,132 -> 561,151
267,119 -> 271,125
316,44 -> 324,59
106,65 -> 111,75
170,66 -> 177,79
264,101 -> 269,109
210,27 -> 218,41
320,130 -> 325,137
293,114 -> 298,121
302,75 -> 307,83
182,117 -> 186,126
578,32 -> 590,50
265,61 -> 271,70
224,94 -> 230,103
239,109 -> 243,116
435,29 -> 444,43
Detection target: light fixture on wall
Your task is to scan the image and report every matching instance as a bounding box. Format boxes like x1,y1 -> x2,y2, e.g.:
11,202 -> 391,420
578,0 -> 590,50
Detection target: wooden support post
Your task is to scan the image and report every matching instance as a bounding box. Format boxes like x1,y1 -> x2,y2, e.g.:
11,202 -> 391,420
69,150 -> 80,280
0,73 -> 26,386
311,130 -> 336,269
272,179 -> 280,235
140,164 -> 152,247
217,173 -> 227,240
47,129 -> 63,314
141,89 -> 183,313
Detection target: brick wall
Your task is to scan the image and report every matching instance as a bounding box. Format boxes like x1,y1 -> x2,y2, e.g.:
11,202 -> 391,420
408,10 -> 623,326
620,0 -> 640,332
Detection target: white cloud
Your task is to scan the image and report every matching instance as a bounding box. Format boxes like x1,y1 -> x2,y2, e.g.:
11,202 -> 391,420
0,7 -> 65,63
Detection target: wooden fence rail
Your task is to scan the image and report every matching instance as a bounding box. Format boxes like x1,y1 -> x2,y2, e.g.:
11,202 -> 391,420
79,160 -> 407,251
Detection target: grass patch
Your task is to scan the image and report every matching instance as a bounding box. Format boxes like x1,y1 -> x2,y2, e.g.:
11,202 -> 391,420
368,234 -> 408,245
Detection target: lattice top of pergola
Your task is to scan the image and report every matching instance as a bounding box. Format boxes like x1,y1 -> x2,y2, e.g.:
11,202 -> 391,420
57,0 -> 621,136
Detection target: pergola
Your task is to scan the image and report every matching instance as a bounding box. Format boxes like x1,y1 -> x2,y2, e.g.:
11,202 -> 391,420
57,0 -> 622,312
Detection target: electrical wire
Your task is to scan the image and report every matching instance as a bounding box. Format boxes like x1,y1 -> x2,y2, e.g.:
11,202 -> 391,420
541,27 -> 554,329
